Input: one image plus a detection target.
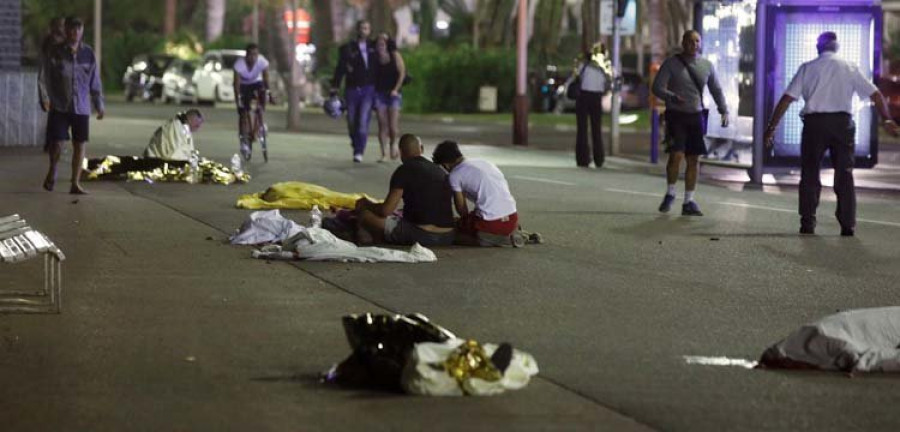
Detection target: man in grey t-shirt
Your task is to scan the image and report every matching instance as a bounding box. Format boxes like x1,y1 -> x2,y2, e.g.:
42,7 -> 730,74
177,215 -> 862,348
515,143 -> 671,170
651,30 -> 728,216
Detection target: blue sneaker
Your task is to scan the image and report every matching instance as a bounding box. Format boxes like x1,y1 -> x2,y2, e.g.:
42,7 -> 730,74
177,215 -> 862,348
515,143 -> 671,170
682,201 -> 703,216
658,194 -> 676,213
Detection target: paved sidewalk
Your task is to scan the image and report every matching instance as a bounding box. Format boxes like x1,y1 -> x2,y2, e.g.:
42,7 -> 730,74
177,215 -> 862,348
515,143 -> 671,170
0,143 -> 651,430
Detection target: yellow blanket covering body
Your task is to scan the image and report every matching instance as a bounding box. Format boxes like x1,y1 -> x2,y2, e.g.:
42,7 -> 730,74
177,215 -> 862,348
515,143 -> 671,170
236,181 -> 379,210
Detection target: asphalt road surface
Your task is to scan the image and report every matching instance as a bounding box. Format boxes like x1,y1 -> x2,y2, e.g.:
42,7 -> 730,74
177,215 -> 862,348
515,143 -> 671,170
2,101 -> 900,431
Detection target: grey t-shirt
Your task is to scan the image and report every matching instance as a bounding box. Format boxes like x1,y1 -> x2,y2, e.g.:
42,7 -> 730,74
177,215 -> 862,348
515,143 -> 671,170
652,54 -> 727,115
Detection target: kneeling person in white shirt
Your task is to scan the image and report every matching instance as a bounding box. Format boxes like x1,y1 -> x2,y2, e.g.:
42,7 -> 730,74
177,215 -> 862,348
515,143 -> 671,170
432,140 -> 519,246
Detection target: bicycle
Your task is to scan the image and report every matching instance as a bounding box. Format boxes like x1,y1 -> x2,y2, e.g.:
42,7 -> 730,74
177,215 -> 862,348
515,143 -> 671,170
238,88 -> 270,162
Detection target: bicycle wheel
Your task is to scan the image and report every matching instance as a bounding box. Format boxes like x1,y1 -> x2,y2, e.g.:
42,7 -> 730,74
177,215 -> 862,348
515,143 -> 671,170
239,135 -> 251,161
257,111 -> 268,163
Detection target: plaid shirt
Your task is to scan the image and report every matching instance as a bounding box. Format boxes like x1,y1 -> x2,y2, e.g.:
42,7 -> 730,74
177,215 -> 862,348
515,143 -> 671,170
39,42 -> 104,115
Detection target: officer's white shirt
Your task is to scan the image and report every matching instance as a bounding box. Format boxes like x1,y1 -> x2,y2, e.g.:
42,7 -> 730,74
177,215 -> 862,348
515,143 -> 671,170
784,51 -> 877,115
578,62 -> 608,93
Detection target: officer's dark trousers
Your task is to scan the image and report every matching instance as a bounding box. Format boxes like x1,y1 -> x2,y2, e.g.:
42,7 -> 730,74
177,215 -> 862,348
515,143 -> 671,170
799,113 -> 856,230
575,90 -> 604,167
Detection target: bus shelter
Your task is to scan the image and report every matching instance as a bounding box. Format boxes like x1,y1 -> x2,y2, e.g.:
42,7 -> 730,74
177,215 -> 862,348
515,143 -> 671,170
693,0 -> 883,182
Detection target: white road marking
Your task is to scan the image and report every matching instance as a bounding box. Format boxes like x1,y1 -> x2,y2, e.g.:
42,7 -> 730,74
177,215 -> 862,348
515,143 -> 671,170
605,188 -> 659,197
717,201 -> 794,214
512,175 -> 577,186
858,218 -> 900,228
683,355 -> 758,369
607,189 -> 900,228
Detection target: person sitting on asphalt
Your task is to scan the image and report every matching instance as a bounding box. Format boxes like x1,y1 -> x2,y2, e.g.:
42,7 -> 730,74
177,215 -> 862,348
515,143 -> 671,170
143,109 -> 204,160
431,140 -> 519,246
355,134 -> 456,246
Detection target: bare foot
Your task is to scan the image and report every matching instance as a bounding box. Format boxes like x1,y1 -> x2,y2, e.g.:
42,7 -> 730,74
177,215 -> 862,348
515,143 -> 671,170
377,156 -> 386,163
69,185 -> 88,195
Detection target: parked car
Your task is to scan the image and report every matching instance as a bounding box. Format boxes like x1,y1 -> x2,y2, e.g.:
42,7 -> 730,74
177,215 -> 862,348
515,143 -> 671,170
123,54 -> 176,102
193,49 -> 245,103
554,69 -> 649,114
161,59 -> 199,105
878,75 -> 900,123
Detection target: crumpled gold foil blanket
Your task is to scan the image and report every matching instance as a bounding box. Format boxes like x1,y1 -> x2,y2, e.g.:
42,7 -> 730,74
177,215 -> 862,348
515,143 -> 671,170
85,155 -> 250,185
444,339 -> 503,385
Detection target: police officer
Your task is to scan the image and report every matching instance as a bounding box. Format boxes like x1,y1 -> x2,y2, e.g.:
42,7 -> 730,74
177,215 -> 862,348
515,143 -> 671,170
764,32 -> 899,236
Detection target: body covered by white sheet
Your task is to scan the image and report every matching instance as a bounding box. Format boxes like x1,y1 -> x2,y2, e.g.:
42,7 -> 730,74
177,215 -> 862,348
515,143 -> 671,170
231,210 -> 436,263
282,227 -> 436,263
401,338 -> 539,396
761,307 -> 900,373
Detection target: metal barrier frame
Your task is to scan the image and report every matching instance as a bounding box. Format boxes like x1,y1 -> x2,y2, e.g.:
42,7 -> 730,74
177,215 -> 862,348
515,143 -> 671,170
0,214 -> 64,314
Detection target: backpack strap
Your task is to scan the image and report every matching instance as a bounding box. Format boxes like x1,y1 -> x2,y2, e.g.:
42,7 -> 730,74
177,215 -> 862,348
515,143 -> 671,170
675,55 -> 705,109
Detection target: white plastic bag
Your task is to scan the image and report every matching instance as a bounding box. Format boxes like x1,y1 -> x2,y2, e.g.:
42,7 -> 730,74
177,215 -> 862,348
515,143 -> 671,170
401,338 -> 539,396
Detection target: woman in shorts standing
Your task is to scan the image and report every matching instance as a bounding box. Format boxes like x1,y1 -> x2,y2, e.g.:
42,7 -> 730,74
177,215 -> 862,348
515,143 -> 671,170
373,33 -> 406,162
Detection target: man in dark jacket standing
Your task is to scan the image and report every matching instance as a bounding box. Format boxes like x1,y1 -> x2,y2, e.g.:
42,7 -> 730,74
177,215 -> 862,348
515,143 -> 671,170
39,16 -> 105,194
331,19 -> 376,163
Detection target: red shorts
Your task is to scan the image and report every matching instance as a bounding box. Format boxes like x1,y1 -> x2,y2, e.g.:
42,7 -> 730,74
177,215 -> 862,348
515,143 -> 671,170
458,212 -> 518,237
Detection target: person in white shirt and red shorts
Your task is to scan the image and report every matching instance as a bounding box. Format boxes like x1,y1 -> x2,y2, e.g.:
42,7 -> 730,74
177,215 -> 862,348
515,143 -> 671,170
432,141 -> 521,246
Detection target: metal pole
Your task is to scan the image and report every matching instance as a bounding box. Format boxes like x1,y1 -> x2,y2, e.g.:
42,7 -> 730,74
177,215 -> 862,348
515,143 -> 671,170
750,1 -> 766,184
94,0 -> 101,72
513,0 -> 528,146
649,62 -> 660,164
252,0 -> 260,44
610,1 -> 622,156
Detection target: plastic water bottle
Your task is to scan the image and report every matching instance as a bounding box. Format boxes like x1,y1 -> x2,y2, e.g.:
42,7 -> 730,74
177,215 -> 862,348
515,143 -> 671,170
309,205 -> 323,228
188,152 -> 200,184
231,153 -> 243,178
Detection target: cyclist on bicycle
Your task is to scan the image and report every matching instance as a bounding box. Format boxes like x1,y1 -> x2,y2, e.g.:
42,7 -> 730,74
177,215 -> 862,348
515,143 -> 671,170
234,43 -> 272,160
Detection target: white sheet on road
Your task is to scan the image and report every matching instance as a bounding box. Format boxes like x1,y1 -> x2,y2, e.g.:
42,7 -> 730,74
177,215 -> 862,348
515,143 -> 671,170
229,209 -> 304,245
762,307 -> 900,372
231,210 -> 436,263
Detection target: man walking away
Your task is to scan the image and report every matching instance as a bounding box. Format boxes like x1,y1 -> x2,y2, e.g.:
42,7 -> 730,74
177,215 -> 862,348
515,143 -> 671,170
331,20 -> 377,163
764,32 -> 899,236
39,16 -> 105,194
651,30 -> 728,216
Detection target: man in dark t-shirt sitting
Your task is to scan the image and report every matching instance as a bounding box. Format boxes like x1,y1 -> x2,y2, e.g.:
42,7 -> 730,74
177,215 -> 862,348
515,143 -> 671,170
355,134 -> 456,246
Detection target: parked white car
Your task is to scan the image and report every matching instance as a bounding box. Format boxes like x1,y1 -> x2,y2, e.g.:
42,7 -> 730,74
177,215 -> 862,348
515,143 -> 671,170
161,59 -> 198,104
193,49 -> 244,103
